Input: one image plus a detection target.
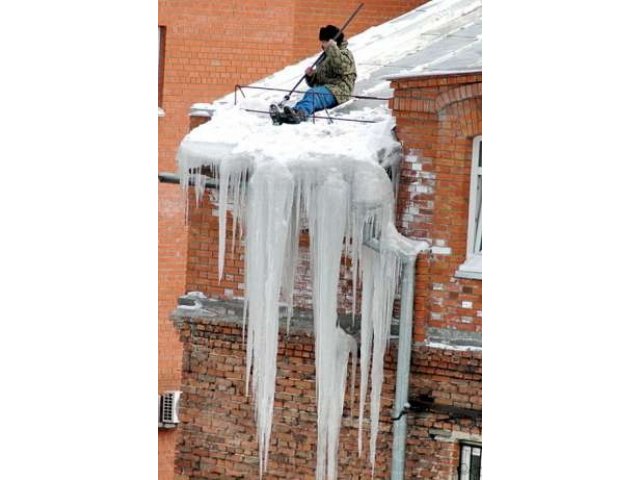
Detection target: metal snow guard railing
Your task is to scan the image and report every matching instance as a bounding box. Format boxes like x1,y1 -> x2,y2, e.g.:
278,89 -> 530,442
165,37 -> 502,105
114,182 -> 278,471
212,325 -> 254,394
234,84 -> 391,125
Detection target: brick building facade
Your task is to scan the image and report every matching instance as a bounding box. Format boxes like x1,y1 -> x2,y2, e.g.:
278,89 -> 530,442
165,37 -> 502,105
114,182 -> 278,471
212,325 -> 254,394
169,67 -> 482,478
392,72 -> 483,345
172,302 -> 481,479
158,1 -> 432,478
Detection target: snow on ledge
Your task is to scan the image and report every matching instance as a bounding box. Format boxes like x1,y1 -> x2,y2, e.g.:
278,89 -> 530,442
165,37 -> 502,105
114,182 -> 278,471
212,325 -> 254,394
177,102 -> 401,178
427,341 -> 482,352
385,67 -> 482,81
455,253 -> 482,280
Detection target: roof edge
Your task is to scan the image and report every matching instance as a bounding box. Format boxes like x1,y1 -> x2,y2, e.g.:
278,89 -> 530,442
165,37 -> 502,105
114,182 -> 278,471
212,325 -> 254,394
385,68 -> 482,82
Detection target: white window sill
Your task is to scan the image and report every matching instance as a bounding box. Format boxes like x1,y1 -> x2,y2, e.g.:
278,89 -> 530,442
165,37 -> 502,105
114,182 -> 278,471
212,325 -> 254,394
158,107 -> 165,118
455,254 -> 482,280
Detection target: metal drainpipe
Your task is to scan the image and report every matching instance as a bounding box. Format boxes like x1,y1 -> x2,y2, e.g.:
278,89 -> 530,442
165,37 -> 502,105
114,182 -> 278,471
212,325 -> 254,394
158,172 -> 220,189
391,254 -> 418,480
364,238 -> 426,479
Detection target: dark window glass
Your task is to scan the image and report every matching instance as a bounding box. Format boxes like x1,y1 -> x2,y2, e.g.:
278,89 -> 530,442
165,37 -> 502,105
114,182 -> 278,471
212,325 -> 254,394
158,26 -> 166,107
459,443 -> 481,480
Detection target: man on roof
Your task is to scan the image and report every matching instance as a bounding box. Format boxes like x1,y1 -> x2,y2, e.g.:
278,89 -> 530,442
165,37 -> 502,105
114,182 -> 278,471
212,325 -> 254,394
271,25 -> 357,125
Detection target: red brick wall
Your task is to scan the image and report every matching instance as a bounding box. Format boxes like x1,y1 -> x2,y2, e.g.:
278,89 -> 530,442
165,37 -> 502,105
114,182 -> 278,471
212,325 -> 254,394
159,183 -> 188,480
158,0 -> 296,172
184,196 -> 357,313
174,310 -> 481,479
185,200 -> 246,300
391,72 -> 482,343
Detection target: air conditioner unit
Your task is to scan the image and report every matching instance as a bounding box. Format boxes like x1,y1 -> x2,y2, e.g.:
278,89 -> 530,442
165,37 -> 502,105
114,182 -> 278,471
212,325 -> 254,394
158,391 -> 181,428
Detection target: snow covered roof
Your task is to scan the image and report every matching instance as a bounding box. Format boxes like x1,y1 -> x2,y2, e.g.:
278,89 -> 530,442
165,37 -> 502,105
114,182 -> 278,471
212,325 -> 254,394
251,0 -> 482,101
176,0 -> 482,177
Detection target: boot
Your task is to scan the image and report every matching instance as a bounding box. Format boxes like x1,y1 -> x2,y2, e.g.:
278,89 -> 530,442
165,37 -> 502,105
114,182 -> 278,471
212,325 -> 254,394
269,104 -> 284,125
282,106 -> 308,124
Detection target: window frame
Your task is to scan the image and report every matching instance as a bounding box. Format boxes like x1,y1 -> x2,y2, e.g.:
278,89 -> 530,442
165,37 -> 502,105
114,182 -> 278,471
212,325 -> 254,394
458,442 -> 482,480
158,26 -> 166,109
456,135 -> 482,279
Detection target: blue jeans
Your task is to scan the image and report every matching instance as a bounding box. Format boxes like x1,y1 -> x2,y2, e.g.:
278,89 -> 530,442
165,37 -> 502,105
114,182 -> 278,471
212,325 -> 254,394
294,86 -> 337,116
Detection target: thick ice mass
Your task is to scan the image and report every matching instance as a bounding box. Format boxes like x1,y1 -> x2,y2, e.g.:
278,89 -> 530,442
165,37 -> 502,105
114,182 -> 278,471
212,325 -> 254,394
178,121 -> 426,478
174,0 -> 481,476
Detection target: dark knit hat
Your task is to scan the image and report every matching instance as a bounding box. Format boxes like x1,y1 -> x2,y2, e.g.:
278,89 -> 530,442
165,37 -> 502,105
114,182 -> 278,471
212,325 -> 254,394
319,25 -> 344,45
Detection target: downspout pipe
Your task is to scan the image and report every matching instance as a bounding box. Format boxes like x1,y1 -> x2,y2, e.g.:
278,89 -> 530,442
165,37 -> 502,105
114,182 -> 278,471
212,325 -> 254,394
391,253 -> 418,480
364,237 -> 428,479
158,172 -> 220,190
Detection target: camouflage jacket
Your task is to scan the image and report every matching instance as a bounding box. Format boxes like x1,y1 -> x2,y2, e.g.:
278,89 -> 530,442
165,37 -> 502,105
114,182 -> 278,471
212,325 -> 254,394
305,41 -> 356,105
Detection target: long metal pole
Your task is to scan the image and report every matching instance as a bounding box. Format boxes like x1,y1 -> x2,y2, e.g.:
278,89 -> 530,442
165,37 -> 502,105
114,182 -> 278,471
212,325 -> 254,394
280,3 -> 364,104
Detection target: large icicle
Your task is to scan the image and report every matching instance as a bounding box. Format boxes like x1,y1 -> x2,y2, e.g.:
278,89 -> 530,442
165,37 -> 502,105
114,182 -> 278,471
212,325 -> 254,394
307,173 -> 354,480
361,246 -> 401,474
280,183 -> 303,333
243,161 -> 294,477
216,161 -> 251,281
357,246 -> 374,456
217,161 -> 230,281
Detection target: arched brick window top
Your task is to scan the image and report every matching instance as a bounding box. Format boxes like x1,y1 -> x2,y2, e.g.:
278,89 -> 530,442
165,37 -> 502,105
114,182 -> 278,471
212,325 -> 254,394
439,96 -> 482,139
435,82 -> 482,113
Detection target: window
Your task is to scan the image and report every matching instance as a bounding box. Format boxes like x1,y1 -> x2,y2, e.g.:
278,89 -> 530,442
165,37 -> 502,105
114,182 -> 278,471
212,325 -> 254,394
459,443 -> 482,480
467,136 -> 482,257
158,26 -> 166,110
456,136 -> 482,279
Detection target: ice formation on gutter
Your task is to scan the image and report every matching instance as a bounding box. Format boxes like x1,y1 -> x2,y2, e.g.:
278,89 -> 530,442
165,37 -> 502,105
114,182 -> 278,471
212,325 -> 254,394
178,110 -> 426,478
175,0 -> 480,477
